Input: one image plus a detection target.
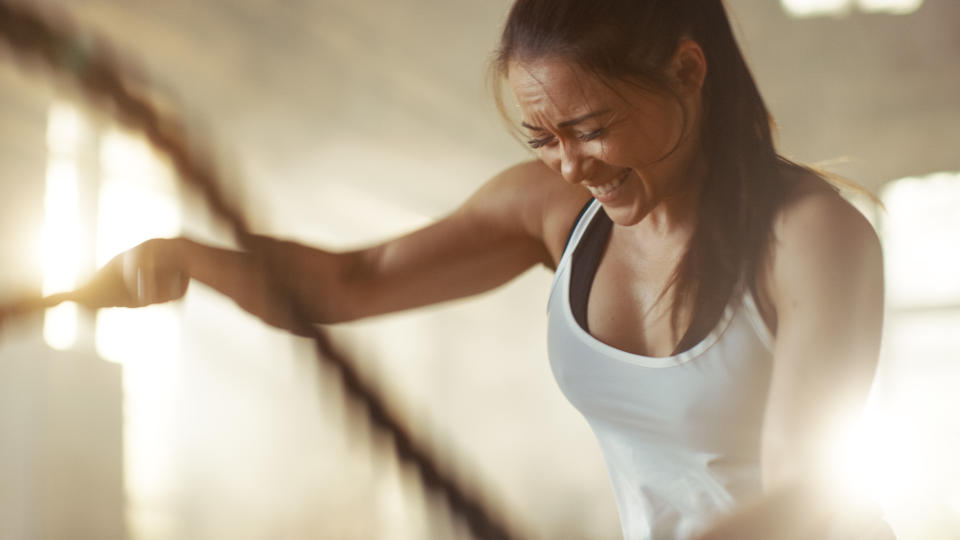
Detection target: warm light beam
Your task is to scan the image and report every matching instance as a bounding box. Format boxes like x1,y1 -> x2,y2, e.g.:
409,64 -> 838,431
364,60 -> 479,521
42,102 -> 88,350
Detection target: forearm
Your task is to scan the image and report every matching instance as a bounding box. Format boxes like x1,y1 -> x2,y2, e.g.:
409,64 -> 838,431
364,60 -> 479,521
179,236 -> 366,328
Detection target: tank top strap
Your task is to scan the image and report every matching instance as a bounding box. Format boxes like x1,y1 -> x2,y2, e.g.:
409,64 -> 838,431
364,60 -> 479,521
556,198 -> 603,273
739,286 -> 775,352
548,199 -> 602,314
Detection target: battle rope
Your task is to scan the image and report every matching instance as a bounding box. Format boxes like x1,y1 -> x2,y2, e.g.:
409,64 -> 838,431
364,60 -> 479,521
0,3 -> 518,539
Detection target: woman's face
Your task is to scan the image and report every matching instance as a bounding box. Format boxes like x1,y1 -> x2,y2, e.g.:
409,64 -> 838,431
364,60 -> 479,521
508,56 -> 703,226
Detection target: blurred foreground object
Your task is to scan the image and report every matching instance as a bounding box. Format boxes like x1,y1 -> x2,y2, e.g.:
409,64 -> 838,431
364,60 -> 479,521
0,2 -> 518,538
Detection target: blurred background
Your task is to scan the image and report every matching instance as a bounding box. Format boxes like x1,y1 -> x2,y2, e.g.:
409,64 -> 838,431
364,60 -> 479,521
0,0 -> 957,538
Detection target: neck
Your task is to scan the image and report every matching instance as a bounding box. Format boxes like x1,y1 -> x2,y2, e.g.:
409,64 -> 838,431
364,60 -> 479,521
641,151 -> 706,237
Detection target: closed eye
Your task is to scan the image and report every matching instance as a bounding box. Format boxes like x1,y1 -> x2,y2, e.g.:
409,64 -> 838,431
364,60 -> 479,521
526,135 -> 555,149
577,128 -> 606,142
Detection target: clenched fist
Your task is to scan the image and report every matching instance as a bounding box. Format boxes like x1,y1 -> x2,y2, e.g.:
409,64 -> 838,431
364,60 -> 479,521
74,238 -> 190,309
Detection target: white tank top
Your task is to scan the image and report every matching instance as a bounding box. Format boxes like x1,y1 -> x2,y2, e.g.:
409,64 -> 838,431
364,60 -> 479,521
547,200 -> 776,540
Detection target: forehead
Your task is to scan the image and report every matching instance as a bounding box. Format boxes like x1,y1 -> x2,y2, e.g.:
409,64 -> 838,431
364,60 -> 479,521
507,59 -> 614,123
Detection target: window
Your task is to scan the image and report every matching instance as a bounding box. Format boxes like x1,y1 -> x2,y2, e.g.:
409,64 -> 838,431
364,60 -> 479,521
41,102 -> 88,350
780,0 -> 924,17
836,171 -> 960,537
41,101 -> 184,539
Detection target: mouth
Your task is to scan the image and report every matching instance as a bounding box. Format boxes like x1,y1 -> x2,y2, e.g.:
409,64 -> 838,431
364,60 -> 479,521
585,169 -> 630,199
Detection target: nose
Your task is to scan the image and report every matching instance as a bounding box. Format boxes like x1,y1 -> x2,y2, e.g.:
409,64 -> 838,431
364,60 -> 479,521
558,140 -> 593,184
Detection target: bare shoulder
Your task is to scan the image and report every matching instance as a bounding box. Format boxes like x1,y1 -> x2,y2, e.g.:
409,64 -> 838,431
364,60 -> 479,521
462,159 -> 591,268
771,174 -> 880,261
764,172 -> 883,323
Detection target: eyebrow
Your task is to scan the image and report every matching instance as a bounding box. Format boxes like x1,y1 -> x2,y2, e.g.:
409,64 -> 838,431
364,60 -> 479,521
521,109 -> 610,132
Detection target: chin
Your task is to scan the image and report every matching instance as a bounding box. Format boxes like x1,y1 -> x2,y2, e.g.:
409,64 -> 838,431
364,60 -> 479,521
601,203 -> 646,227
601,198 -> 648,227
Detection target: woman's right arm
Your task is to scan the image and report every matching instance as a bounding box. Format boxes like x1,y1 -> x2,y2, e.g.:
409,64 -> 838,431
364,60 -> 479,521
76,161 -> 587,331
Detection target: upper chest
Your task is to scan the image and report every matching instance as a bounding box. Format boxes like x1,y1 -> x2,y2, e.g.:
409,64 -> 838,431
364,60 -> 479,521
558,207 -> 778,357
584,224 -> 694,357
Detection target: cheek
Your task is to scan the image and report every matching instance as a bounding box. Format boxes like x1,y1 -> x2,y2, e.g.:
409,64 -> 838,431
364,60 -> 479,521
650,104 -> 687,155
597,133 -> 656,169
536,146 -> 563,174
615,119 -> 685,166
621,99 -> 686,161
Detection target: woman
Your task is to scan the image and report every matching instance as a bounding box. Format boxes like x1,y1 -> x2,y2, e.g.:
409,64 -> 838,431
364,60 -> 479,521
68,0 -> 888,538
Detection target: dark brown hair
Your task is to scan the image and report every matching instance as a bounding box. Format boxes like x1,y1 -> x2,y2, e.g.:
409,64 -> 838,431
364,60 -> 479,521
492,0 -> 798,350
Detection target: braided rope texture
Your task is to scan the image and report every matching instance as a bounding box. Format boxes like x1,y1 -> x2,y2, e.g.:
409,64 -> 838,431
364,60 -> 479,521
0,3 -> 519,538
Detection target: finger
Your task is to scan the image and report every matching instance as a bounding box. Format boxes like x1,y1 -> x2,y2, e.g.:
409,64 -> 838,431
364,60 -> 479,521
169,270 -> 188,299
140,266 -> 149,304
122,250 -> 144,306
142,243 -> 159,304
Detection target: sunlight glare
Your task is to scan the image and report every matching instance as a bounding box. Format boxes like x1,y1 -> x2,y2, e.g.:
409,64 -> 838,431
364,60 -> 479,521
94,127 -> 184,535
95,131 -> 181,266
46,102 -> 85,154
43,303 -> 78,351
781,0 -> 923,16
829,409 -> 914,508
780,0 -> 852,17
94,166 -> 180,366
882,172 -> 960,307
42,159 -> 82,295
96,129 -> 180,365
42,103 -> 89,351
856,0 -> 924,14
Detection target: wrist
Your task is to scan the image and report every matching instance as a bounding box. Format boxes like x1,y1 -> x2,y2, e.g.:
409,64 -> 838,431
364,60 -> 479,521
169,236 -> 194,275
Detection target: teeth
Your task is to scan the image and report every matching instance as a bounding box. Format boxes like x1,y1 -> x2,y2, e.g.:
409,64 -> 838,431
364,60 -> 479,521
587,170 -> 628,197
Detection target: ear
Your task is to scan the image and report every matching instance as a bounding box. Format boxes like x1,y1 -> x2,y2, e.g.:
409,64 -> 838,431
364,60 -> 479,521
670,39 -> 708,95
